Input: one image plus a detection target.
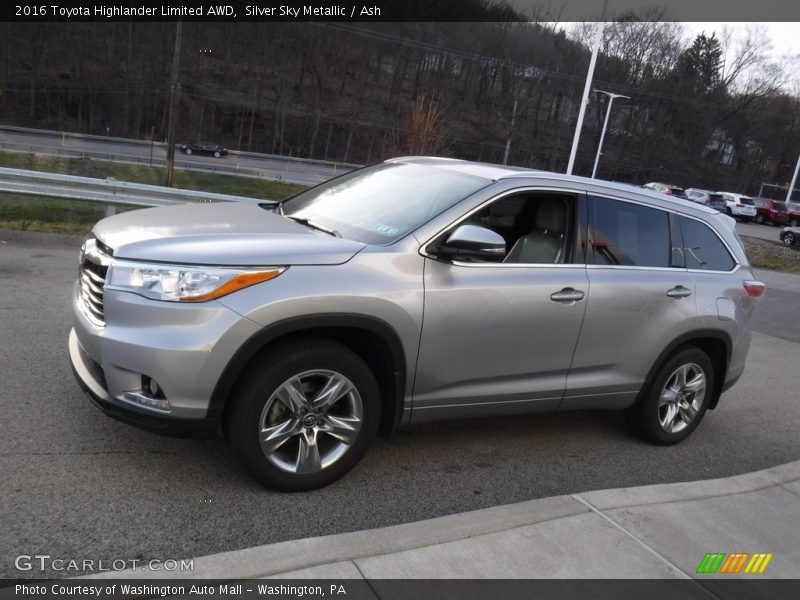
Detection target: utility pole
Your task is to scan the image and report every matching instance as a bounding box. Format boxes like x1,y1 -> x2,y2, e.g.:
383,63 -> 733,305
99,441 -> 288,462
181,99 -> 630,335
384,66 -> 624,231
503,99 -> 518,165
591,91 -> 629,179
165,20 -> 183,188
566,0 -> 609,175
787,153 -> 800,204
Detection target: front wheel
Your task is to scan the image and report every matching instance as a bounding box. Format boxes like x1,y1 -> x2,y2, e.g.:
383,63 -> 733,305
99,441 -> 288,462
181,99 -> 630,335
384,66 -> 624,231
184,148 -> 192,155
214,151 -> 221,158
789,218 -> 799,228
627,347 -> 713,445
783,233 -> 796,245
225,339 -> 380,491
755,214 -> 765,224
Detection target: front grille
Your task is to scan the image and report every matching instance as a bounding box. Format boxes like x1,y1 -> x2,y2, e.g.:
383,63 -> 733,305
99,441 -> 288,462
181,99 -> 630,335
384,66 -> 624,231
79,240 -> 110,325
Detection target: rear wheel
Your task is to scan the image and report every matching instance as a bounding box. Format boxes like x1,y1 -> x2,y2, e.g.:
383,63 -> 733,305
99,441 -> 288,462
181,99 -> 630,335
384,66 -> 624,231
214,151 -> 221,158
225,339 -> 380,491
627,347 -> 713,445
185,148 -> 192,155
790,218 -> 799,228
755,214 -> 765,224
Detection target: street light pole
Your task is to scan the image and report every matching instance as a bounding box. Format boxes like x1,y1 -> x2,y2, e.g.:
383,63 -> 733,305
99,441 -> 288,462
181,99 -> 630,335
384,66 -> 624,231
566,0 -> 609,175
591,91 -> 630,179
165,20 -> 183,188
786,153 -> 800,204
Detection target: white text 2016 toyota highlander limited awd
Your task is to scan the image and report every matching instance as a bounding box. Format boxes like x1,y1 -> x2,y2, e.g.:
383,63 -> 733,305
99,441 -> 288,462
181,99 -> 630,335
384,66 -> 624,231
69,158 -> 765,490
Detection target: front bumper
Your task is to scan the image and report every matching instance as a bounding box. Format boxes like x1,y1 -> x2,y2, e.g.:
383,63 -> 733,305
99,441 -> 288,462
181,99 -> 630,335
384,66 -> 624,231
70,329 -> 218,438
69,280 -> 261,436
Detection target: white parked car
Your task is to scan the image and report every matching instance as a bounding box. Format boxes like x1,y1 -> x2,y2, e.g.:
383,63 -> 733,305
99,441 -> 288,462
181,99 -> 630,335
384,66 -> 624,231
718,192 -> 757,221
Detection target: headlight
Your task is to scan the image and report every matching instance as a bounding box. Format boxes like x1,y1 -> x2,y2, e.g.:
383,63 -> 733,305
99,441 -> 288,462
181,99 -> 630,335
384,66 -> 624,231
107,262 -> 286,302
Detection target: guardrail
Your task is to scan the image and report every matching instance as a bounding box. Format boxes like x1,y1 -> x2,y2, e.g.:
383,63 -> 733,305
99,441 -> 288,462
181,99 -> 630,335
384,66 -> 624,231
0,166 -> 270,215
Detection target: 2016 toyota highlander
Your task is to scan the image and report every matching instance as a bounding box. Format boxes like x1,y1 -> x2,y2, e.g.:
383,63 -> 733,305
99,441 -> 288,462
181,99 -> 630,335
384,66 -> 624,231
69,158 -> 765,491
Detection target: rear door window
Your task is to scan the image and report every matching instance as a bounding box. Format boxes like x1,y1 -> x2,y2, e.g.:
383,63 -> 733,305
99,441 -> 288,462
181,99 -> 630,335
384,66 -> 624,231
679,217 -> 736,271
589,196 -> 671,267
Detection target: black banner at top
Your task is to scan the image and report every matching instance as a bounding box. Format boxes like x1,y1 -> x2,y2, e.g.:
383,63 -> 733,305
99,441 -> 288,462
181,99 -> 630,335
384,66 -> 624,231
2,0 -> 800,22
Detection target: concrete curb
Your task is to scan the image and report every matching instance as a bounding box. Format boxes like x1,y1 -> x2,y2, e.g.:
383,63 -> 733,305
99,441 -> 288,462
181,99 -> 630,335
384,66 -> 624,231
86,459 -> 800,580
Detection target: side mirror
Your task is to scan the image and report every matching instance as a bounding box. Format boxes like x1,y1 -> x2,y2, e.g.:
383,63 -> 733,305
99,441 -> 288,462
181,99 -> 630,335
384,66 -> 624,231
437,224 -> 506,259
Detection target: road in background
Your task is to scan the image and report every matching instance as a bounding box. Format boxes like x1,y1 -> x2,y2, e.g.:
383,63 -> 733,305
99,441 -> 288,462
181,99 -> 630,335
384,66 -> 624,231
0,126 -> 358,186
1,230 -> 798,577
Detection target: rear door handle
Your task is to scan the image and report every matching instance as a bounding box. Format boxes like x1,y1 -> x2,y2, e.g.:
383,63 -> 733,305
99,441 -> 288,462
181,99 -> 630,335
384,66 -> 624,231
550,288 -> 585,303
667,285 -> 692,299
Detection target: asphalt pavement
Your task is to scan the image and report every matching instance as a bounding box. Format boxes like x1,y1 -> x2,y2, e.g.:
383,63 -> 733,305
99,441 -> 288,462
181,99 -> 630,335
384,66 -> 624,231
1,230 -> 799,579
89,460 -> 800,580
735,220 -> 785,242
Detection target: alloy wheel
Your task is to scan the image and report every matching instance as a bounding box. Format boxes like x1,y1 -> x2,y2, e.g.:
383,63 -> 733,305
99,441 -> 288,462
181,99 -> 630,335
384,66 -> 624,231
258,369 -> 363,474
658,363 -> 706,434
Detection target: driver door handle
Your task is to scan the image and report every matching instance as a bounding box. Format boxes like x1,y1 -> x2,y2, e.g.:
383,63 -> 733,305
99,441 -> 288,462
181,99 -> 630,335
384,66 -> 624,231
550,288 -> 585,303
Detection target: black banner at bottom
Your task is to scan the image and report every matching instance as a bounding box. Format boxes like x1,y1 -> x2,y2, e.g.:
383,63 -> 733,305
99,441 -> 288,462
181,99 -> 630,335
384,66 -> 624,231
2,579 -> 800,600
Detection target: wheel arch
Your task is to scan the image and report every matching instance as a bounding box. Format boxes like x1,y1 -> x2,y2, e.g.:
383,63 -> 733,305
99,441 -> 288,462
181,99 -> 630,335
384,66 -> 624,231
634,329 -> 731,411
208,314 -> 407,435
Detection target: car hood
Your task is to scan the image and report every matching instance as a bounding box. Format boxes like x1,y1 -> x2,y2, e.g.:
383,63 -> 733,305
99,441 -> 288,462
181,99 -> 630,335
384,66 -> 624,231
93,202 -> 366,266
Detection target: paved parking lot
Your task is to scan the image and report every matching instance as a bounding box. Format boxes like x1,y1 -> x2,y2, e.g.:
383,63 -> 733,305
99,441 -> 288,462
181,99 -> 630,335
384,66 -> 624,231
736,220 -> 784,242
2,231 -> 799,578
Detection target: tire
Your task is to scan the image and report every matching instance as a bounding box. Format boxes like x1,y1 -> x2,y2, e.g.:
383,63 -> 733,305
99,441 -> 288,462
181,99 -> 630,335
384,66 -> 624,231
627,347 -> 714,445
755,214 -> 765,224
185,148 -> 192,155
725,207 -> 733,216
790,218 -> 799,228
225,338 -> 380,491
783,233 -> 795,246
214,151 -> 220,158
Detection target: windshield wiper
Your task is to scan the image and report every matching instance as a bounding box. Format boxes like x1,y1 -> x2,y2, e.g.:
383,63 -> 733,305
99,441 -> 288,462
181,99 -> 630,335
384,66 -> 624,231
286,216 -> 341,237
258,201 -> 284,215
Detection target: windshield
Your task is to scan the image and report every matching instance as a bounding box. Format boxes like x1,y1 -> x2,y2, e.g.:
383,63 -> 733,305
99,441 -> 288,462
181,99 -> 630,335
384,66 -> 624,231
282,162 -> 490,244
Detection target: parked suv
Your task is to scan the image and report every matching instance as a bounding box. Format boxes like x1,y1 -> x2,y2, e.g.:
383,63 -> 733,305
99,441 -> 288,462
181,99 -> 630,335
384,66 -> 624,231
643,182 -> 688,198
753,198 -> 790,225
685,188 -> 727,212
69,158 -> 764,490
719,192 -> 757,221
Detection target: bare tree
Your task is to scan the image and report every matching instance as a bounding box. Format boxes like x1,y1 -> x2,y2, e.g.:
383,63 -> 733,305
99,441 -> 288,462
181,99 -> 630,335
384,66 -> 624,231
385,94 -> 450,157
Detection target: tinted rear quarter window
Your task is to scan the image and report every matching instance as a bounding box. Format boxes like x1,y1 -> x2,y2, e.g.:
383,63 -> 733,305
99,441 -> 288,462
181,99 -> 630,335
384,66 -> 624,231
679,216 -> 735,271
590,196 -> 670,267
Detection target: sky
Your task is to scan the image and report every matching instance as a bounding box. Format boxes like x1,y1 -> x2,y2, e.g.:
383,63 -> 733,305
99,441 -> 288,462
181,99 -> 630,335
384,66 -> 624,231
549,21 -> 800,89
684,22 -> 800,60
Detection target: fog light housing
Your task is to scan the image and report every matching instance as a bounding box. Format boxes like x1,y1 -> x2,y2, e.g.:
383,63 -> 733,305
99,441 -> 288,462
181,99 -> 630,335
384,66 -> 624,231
143,375 -> 162,398
119,376 -> 171,413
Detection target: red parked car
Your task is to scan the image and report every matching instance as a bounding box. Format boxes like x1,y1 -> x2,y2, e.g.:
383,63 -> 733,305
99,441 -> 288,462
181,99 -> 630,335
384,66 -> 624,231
787,201 -> 800,227
180,141 -> 228,158
753,198 -> 789,225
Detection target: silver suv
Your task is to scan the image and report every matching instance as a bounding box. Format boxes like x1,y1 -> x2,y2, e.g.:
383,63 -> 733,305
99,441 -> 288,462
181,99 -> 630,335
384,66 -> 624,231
69,158 -> 765,490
